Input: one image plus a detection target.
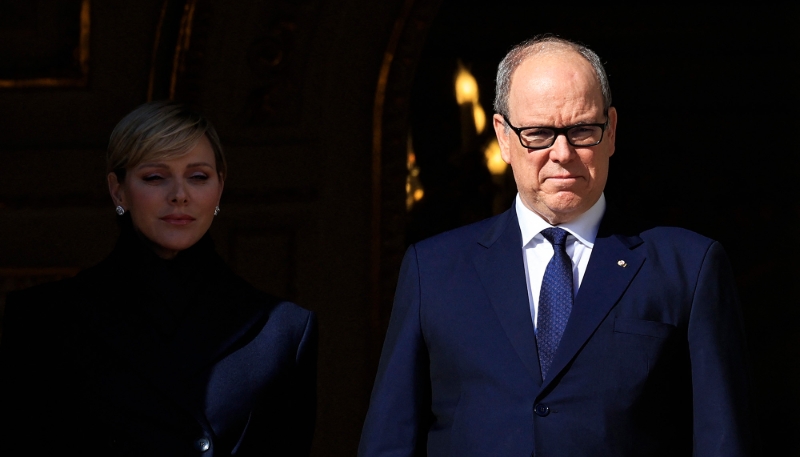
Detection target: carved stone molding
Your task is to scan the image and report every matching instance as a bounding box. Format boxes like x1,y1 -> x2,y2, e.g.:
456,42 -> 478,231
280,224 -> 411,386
0,0 -> 90,89
147,0 -> 198,101
370,0 -> 442,363
242,10 -> 301,124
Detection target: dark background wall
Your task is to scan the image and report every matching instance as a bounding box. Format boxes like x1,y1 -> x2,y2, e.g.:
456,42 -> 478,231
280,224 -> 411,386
1,1 -> 797,455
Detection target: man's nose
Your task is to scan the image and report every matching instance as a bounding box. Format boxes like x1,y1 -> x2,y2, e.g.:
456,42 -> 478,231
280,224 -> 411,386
548,134 -> 575,162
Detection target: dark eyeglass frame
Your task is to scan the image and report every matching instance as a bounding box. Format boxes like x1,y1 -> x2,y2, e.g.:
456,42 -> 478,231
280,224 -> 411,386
502,115 -> 609,150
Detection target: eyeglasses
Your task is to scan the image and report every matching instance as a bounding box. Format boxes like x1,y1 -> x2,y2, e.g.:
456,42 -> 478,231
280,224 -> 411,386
502,115 -> 609,150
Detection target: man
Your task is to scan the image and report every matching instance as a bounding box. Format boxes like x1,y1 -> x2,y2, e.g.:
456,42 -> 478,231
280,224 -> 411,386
359,36 -> 753,456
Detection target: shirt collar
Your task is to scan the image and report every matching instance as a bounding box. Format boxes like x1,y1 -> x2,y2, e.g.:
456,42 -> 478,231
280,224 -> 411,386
515,193 -> 606,248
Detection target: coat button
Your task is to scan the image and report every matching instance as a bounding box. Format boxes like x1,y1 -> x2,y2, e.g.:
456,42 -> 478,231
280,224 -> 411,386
195,437 -> 211,452
534,404 -> 550,417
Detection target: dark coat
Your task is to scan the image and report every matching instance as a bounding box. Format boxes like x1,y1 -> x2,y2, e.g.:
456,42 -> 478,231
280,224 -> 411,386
359,205 -> 753,457
0,227 -> 317,457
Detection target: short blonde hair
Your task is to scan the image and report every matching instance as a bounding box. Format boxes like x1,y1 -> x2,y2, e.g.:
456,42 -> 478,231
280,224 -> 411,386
107,101 -> 227,181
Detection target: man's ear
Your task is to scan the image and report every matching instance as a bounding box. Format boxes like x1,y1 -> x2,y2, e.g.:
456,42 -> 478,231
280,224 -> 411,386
492,114 -> 513,164
107,172 -> 125,207
606,106 -> 618,157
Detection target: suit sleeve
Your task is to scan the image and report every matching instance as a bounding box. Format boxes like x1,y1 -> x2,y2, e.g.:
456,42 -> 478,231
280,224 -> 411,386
688,241 -> 755,456
359,245 -> 431,457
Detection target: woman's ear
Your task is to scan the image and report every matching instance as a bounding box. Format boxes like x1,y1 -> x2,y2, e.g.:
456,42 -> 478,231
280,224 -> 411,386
107,172 -> 125,207
217,172 -> 225,204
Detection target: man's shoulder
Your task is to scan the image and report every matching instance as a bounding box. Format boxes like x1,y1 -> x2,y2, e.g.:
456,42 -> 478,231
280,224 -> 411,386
600,207 -> 717,252
413,210 -> 511,254
638,225 -> 715,246
618,225 -> 722,265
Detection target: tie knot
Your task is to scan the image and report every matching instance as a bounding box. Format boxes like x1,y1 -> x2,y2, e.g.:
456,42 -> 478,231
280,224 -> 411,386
541,227 -> 569,247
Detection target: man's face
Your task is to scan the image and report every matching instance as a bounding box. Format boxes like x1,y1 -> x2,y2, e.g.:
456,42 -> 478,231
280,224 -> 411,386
493,51 -> 617,225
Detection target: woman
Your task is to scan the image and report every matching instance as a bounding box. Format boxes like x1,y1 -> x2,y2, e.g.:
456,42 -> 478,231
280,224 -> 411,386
0,101 -> 317,456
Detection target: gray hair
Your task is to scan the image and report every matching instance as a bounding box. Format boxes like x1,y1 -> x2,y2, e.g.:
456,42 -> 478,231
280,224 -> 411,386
493,35 -> 612,120
107,101 -> 226,181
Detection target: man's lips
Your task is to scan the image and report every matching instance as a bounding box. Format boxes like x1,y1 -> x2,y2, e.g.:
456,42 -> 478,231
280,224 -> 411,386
546,175 -> 581,181
161,214 -> 195,225
545,175 -> 583,188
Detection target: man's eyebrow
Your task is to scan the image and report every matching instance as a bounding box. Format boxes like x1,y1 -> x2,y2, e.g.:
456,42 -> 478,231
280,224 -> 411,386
518,119 -> 602,128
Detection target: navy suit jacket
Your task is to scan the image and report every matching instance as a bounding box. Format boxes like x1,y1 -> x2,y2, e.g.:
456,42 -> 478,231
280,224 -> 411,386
359,205 -> 752,456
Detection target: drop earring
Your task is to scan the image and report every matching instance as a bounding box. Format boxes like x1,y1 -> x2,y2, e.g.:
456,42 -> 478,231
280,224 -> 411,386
115,205 -> 125,216
214,206 -> 220,216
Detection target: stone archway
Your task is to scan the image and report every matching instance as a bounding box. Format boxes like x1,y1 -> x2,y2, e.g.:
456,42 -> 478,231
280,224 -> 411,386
369,0 -> 443,367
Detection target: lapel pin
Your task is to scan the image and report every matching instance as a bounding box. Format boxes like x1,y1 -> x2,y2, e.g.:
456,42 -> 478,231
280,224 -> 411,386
617,260 -> 627,267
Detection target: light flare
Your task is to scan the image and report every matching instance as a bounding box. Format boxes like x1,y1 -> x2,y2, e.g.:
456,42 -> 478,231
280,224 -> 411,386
483,139 -> 507,176
455,62 -> 480,106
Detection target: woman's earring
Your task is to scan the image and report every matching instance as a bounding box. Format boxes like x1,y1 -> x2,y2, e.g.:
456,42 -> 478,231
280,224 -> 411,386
214,206 -> 220,216
115,205 -> 125,216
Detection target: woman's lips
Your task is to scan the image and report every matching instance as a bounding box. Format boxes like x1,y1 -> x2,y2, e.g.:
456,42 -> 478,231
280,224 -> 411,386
161,214 -> 195,225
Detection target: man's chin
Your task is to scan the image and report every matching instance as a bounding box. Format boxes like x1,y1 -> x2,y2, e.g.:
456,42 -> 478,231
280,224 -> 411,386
531,195 -> 594,224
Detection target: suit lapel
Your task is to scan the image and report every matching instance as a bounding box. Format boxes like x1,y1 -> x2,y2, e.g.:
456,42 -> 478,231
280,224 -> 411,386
539,230 -> 645,393
473,208 -> 543,386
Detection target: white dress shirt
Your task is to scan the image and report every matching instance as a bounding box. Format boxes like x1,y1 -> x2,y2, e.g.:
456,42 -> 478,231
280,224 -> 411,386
515,193 -> 606,330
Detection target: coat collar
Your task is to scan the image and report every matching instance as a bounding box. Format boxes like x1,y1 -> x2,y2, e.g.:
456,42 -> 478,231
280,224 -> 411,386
473,208 -> 543,386
74,230 -> 273,430
81,268 -> 270,380
472,204 -> 648,391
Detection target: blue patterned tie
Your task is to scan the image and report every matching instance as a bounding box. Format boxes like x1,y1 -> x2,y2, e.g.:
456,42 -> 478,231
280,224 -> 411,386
537,227 -> 573,380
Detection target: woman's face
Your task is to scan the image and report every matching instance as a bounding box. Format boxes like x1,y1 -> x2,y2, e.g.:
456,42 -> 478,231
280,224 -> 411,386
108,135 -> 224,259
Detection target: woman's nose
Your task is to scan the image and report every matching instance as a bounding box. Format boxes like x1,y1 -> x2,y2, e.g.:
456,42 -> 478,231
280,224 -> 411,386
170,181 -> 188,203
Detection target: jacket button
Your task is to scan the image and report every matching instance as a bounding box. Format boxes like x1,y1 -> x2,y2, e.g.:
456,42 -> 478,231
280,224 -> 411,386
195,437 -> 211,452
534,404 -> 550,417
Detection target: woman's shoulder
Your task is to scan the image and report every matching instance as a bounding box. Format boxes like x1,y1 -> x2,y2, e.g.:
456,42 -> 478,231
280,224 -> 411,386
5,274 -> 81,314
210,270 -> 316,352
11,256 -> 115,297
3,252 -> 132,328
2,276 -> 85,347
4,255 -> 118,315
222,270 -> 314,321
231,275 -> 313,321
